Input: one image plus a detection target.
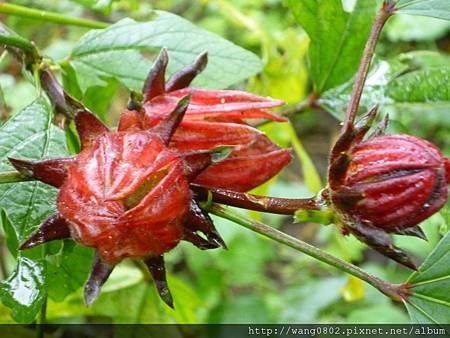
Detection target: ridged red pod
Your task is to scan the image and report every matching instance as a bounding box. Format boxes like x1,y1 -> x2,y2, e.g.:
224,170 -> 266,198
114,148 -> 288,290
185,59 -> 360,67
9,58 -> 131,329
331,134 -> 449,231
57,132 -> 191,264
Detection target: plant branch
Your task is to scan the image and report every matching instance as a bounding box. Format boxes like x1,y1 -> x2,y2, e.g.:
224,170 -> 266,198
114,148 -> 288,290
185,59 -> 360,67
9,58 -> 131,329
0,2 -> 108,29
343,1 -> 395,131
209,203 -> 405,301
192,184 -> 322,214
0,32 -> 35,52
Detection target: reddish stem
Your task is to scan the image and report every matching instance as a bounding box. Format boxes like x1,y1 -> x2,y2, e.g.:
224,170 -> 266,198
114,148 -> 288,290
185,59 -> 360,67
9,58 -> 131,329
191,184 -> 322,215
343,1 -> 395,131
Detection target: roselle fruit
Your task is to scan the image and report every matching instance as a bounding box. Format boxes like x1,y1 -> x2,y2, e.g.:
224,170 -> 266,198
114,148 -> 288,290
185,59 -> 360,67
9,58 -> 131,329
9,49 -> 291,307
331,134 -> 449,230
328,108 -> 450,269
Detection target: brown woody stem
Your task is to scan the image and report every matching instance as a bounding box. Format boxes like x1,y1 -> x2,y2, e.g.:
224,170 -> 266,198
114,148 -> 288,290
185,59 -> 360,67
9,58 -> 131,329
343,1 -> 394,131
209,203 -> 406,302
191,184 -> 322,214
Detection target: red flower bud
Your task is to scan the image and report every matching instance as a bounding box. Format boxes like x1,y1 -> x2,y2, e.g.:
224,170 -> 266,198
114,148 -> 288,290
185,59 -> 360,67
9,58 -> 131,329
331,134 -> 449,231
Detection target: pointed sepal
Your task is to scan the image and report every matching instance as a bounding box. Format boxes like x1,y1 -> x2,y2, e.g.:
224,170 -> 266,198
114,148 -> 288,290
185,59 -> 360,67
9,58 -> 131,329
183,199 -> 227,250
144,255 -> 174,308
391,226 -> 427,241
344,219 -> 417,270
153,95 -> 191,145
8,157 -> 75,188
369,113 -> 390,139
166,52 -> 208,92
143,48 -> 168,102
75,111 -> 109,150
84,253 -> 114,306
353,106 -> 379,144
19,213 -> 71,250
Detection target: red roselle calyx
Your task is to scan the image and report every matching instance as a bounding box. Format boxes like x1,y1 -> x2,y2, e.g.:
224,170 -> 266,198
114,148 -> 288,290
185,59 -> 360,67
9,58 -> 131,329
332,135 -> 449,230
120,51 -> 292,192
9,49 -> 291,307
328,108 -> 450,269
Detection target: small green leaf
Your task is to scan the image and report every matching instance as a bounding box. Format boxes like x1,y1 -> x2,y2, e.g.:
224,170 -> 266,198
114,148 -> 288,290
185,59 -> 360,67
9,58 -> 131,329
285,0 -> 379,93
404,231 -> 450,324
396,0 -> 450,21
0,257 -> 46,323
69,12 -> 262,93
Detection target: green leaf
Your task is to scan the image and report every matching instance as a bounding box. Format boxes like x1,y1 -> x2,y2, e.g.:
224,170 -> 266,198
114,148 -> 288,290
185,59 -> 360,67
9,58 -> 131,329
285,0 -> 379,93
404,231 -> 450,324
0,257 -> 46,323
0,209 -> 18,258
396,0 -> 450,21
319,59 -> 396,120
83,79 -> 119,122
46,243 -> 94,302
387,68 -> 450,103
320,52 -> 450,121
0,99 -> 68,245
0,99 -> 68,323
69,12 -> 262,93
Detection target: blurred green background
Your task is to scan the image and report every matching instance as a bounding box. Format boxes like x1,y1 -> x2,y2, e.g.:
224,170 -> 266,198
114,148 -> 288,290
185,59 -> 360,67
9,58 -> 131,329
0,0 -> 449,325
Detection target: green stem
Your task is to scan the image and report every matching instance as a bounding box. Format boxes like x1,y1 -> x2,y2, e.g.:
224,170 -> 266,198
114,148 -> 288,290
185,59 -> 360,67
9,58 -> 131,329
0,32 -> 35,52
209,204 -> 405,301
0,2 -> 108,29
0,171 -> 30,184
